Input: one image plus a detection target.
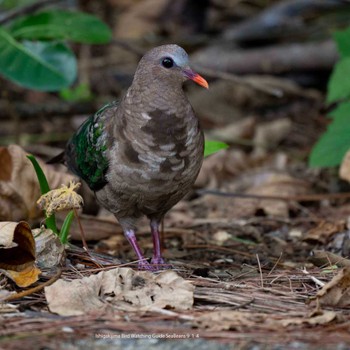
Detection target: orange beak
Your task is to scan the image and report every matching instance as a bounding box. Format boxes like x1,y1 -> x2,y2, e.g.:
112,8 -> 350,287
183,69 -> 209,89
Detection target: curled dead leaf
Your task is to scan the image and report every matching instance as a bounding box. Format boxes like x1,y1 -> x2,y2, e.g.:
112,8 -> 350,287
0,221 -> 35,271
45,267 -> 194,316
0,221 -> 41,287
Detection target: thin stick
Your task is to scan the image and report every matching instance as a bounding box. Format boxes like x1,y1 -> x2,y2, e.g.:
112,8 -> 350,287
73,208 -> 89,252
256,254 -> 264,288
73,209 -> 104,269
268,252 -> 283,276
3,267 -> 62,302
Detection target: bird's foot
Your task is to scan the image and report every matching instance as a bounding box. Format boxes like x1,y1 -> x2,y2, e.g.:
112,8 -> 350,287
138,260 -> 158,271
151,257 -> 173,270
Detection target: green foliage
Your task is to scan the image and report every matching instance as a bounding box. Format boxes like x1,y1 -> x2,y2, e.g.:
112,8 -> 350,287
26,154 -> 58,234
204,140 -> 228,157
309,27 -> 350,167
0,30 -> 76,91
9,10 -> 112,44
0,7 -> 112,91
326,58 -> 350,104
333,28 -> 350,58
60,83 -> 93,102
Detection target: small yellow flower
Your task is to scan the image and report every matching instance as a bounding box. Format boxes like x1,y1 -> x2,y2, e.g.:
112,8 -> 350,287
37,181 -> 83,217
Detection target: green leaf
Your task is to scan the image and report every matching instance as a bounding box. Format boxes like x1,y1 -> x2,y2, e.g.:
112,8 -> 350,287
9,10 -> 112,44
204,140 -> 228,157
59,210 -> 74,244
26,154 -> 58,234
327,57 -> 350,103
60,83 -> 93,102
328,101 -> 350,119
309,104 -> 350,167
0,29 -> 76,91
333,28 -> 350,58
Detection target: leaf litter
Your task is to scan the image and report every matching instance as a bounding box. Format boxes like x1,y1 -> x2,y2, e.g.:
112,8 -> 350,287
3,146 -> 350,348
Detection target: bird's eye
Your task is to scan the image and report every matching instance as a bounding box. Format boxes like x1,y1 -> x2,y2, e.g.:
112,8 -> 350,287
162,57 -> 174,69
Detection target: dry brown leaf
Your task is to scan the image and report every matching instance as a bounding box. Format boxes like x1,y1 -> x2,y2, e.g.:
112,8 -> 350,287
0,145 -> 77,221
339,150 -> 350,183
1,265 -> 41,288
304,221 -> 345,244
313,267 -> 350,308
0,221 -> 36,271
45,267 -> 194,316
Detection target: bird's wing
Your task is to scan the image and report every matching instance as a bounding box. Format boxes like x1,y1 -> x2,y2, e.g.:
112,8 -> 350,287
65,101 -> 118,191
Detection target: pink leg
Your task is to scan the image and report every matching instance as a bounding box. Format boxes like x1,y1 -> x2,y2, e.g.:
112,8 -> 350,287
150,219 -> 172,269
124,229 -> 155,271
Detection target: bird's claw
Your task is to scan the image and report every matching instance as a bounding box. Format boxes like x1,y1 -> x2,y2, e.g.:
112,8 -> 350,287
138,260 -> 158,271
137,258 -> 173,271
151,257 -> 173,270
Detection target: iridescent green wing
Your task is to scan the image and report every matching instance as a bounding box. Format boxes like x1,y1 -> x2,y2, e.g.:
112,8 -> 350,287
66,102 -> 117,191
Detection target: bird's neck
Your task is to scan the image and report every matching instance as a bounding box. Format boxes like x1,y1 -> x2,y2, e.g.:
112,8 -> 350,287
124,79 -> 187,112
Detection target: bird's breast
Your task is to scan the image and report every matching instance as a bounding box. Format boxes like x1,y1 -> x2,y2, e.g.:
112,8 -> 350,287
107,109 -> 203,193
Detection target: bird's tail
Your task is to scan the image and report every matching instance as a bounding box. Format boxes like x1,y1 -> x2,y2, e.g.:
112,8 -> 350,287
47,151 -> 65,164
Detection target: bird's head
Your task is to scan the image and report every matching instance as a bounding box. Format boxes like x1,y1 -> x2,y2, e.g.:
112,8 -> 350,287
134,44 -> 209,90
